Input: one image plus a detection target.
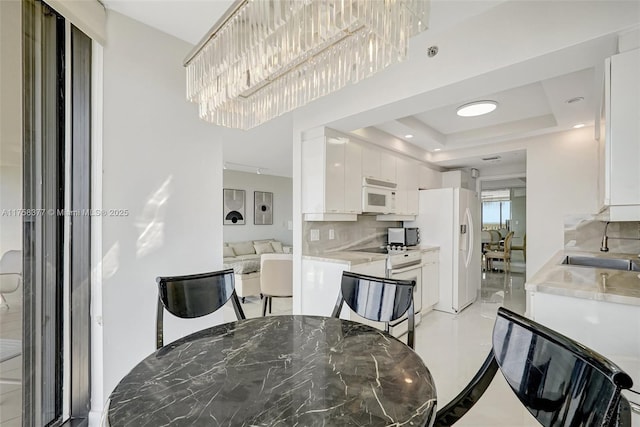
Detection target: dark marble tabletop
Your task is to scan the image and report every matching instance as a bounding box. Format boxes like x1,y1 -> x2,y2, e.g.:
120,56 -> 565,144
107,315 -> 437,426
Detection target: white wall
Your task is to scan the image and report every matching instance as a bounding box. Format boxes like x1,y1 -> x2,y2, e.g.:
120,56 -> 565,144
527,126 -> 599,279
98,10 -> 225,415
0,0 -> 22,257
223,170 -> 293,245
510,193 -> 527,241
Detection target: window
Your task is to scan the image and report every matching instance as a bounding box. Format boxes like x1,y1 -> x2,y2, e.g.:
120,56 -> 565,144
481,189 -> 511,229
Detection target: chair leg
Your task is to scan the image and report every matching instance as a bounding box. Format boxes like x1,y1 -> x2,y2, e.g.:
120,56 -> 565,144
434,353 -> 499,427
262,296 -> 268,317
268,297 -> 272,314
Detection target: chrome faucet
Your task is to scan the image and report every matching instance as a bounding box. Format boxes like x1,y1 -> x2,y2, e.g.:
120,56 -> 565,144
600,221 -> 640,253
600,222 -> 611,252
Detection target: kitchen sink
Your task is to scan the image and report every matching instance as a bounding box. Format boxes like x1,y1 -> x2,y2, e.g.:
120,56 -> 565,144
561,255 -> 640,272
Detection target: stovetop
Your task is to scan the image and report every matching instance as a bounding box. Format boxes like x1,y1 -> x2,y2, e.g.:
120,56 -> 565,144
357,247 -> 390,254
356,246 -> 419,255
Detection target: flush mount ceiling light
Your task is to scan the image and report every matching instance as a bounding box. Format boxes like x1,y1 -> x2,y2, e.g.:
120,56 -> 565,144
405,134 -> 414,139
573,123 -> 585,129
184,0 -> 429,130
456,100 -> 498,117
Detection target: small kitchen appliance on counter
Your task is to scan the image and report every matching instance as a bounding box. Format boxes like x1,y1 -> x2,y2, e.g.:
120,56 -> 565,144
388,227 -> 420,247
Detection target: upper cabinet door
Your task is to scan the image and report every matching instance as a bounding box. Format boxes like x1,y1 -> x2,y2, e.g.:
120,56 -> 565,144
324,139 -> 346,212
419,165 -> 442,189
362,145 -> 382,179
344,140 -> 363,214
608,49 -> 640,206
380,151 -> 397,183
406,161 -> 419,215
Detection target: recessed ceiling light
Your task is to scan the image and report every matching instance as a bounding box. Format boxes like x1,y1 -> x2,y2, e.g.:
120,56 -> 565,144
573,123 -> 585,129
404,134 -> 414,139
434,148 -> 442,152
456,100 -> 498,117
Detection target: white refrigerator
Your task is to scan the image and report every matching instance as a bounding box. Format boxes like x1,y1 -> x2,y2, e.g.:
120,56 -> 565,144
406,188 -> 481,314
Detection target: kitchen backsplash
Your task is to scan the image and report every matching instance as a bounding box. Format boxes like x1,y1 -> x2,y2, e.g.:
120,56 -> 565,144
565,215 -> 640,254
303,216 -> 401,255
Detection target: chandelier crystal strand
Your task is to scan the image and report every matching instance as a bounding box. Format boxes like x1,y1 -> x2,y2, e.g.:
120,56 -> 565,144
186,0 -> 429,129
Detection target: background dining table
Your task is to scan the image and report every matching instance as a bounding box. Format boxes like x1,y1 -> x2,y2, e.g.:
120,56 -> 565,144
106,315 -> 437,426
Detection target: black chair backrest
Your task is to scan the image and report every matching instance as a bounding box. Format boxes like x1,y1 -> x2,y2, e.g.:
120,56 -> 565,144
493,307 -> 633,426
435,307 -> 633,427
332,271 -> 416,347
156,269 -> 245,348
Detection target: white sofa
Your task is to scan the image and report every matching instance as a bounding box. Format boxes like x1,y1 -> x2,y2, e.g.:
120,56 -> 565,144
223,239 -> 291,302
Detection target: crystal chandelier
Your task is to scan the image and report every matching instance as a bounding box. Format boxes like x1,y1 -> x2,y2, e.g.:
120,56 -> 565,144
184,0 -> 429,130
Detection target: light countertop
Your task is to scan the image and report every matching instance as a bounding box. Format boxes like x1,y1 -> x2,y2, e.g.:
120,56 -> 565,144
303,245 -> 439,266
526,250 -> 640,306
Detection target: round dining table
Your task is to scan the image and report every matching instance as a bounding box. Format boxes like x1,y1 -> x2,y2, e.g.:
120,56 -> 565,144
107,315 -> 437,426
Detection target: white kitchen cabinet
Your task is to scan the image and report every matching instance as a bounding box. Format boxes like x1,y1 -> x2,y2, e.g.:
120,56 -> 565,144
302,134 -> 362,220
344,140 -> 363,214
350,259 -> 386,277
604,49 -> 640,220
362,145 -> 382,180
301,258 -> 385,322
406,162 -> 419,215
361,144 -> 396,183
419,165 -> 442,190
421,250 -> 439,311
380,151 -> 397,183
395,158 -> 419,215
395,157 -> 408,215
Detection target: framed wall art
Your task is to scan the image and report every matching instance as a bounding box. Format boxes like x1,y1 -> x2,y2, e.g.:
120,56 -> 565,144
254,191 -> 273,225
223,189 -> 245,225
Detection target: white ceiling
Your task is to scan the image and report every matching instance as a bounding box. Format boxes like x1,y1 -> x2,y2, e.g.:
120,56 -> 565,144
97,1 -> 627,177
367,67 -> 596,155
101,0 -> 235,45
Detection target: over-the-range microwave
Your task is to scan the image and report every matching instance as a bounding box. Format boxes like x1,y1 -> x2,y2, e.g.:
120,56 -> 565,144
362,177 -> 396,213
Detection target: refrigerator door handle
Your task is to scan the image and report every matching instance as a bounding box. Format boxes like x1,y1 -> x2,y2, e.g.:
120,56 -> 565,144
464,208 -> 473,268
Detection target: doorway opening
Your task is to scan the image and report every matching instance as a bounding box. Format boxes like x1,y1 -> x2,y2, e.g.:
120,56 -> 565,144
478,173 -> 527,314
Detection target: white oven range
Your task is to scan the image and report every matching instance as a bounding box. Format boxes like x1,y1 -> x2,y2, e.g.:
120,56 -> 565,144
386,249 -> 423,338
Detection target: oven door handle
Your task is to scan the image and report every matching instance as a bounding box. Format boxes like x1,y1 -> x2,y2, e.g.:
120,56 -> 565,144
390,263 -> 424,274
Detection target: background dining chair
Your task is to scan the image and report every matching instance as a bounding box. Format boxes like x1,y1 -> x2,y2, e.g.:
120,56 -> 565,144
510,233 -> 526,262
259,253 -> 293,316
0,250 -> 22,310
331,271 -> 416,349
485,231 -> 514,271
487,230 -> 502,251
434,306 -> 633,426
156,268 -> 245,348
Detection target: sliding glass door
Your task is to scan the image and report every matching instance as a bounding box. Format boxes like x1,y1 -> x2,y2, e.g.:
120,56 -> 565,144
21,1 -> 92,425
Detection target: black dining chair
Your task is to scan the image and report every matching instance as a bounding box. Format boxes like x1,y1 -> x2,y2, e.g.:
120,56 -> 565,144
156,269 -> 245,349
331,271 -> 416,349
435,307 -> 633,426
